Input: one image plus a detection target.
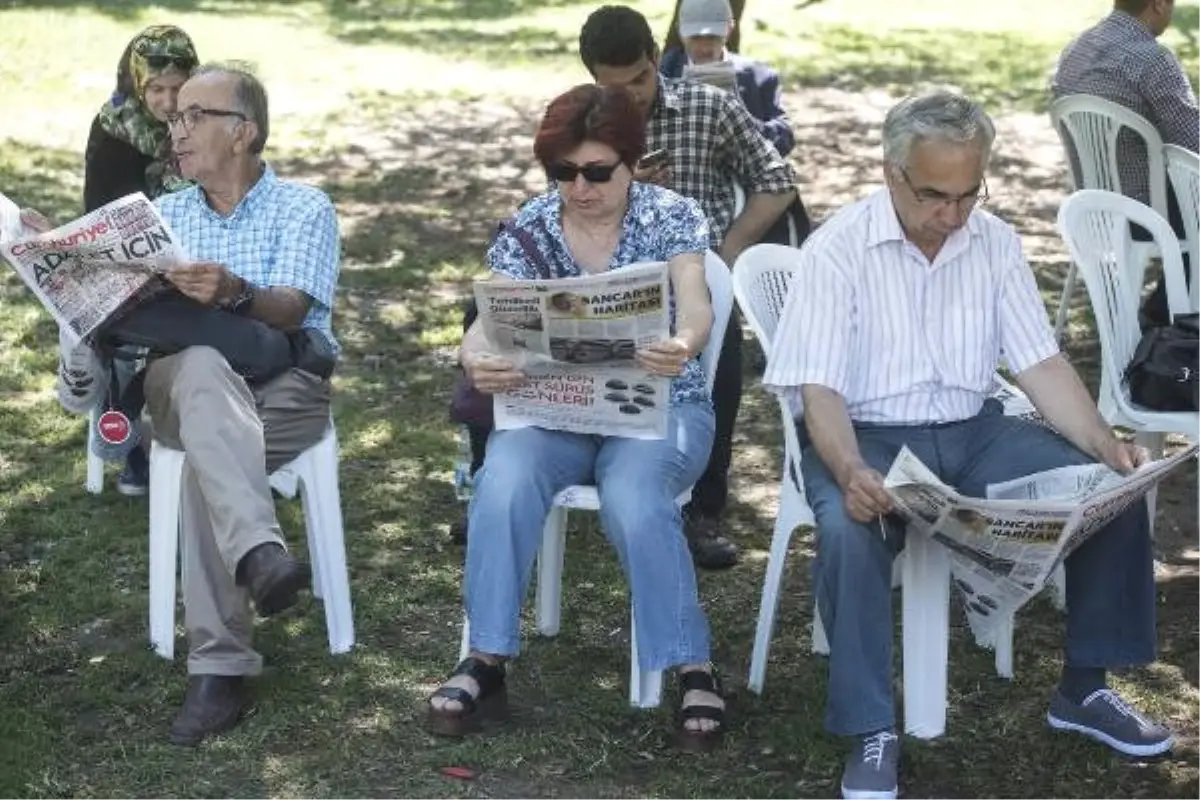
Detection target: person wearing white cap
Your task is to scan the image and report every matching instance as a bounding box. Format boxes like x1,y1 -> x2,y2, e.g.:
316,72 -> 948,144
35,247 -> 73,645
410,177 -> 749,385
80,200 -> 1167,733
660,0 -> 795,159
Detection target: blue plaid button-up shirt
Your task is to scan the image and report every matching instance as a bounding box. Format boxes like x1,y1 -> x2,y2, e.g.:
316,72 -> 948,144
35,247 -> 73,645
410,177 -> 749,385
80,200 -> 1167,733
156,165 -> 341,350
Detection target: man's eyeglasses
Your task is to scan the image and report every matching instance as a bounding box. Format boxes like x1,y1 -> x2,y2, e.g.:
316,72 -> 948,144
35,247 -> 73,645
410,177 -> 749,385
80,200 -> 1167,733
898,165 -> 989,211
547,161 -> 622,184
165,107 -> 248,132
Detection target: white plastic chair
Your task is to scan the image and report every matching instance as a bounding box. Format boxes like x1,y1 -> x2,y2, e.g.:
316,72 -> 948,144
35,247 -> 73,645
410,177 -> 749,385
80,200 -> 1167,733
85,405 -> 104,495
1048,94 -> 1171,341
1056,189 -> 1197,452
458,251 -> 735,709
148,421 -> 355,659
732,243 -> 1066,739
1166,143 -> 1200,291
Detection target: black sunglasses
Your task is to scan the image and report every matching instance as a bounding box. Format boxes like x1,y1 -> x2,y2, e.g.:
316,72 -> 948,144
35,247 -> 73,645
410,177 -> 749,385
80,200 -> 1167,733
547,161 -> 622,184
143,54 -> 196,71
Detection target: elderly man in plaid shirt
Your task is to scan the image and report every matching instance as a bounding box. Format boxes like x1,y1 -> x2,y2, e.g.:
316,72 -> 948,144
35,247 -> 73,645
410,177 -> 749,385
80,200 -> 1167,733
145,65 -> 340,745
579,5 -> 800,569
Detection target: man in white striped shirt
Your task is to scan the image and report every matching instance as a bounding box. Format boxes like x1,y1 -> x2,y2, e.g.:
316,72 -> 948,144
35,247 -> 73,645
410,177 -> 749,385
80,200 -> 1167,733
763,91 -> 1171,800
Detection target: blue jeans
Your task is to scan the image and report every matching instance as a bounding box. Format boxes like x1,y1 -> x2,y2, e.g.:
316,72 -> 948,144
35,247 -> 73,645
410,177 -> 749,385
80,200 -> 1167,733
464,401 -> 717,671
800,399 -> 1155,736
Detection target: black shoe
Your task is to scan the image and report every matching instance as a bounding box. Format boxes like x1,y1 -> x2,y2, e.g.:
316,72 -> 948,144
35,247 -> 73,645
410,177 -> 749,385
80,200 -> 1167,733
236,543 -> 310,616
169,675 -> 248,746
684,514 -> 739,570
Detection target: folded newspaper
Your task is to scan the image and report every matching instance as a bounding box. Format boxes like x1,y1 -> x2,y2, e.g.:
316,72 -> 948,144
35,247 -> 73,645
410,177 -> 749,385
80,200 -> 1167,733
0,191 -> 183,345
682,60 -> 740,96
474,261 -> 672,439
884,443 -> 1198,646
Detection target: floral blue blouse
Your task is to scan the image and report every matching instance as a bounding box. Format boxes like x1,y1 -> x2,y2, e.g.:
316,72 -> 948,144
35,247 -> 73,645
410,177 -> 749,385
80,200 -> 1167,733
485,182 -> 711,405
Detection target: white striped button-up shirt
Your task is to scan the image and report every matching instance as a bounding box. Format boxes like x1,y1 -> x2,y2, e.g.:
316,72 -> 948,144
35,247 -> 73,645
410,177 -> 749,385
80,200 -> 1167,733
763,189 -> 1059,425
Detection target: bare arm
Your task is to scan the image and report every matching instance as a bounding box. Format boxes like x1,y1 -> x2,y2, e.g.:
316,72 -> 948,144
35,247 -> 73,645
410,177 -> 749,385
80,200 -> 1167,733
165,264 -> 309,330
801,384 -> 894,523
636,252 -> 713,376
1016,354 -> 1147,471
458,273 -> 526,394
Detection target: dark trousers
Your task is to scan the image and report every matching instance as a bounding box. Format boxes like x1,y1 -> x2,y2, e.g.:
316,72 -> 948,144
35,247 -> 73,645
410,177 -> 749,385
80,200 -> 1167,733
799,400 -> 1155,736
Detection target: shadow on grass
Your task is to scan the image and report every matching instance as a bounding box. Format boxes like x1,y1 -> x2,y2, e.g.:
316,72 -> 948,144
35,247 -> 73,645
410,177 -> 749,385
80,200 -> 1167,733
772,24 -> 1064,112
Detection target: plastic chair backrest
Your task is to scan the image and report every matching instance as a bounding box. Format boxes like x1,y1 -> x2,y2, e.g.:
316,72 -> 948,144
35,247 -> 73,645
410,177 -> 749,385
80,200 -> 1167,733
700,250 -> 735,396
729,243 -> 801,347
1049,94 -> 1169,220
1056,189 -> 1190,409
1164,143 -> 1200,308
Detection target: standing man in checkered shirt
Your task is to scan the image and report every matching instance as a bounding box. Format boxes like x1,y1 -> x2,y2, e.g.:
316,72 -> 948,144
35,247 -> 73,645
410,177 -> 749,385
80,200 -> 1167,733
150,65 -> 340,745
1051,0 -> 1198,324
579,4 -> 800,569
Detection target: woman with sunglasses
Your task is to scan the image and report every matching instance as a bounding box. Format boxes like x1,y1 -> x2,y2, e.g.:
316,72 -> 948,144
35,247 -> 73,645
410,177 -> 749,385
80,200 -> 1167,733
428,84 -> 725,751
68,25 -> 199,496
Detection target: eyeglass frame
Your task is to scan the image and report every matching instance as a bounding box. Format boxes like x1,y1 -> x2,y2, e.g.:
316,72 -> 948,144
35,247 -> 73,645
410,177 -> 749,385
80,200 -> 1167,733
165,106 -> 248,133
896,164 -> 989,211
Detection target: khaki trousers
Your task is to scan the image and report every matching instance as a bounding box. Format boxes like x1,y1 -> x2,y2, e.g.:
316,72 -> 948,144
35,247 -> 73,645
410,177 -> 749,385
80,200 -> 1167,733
144,346 -> 330,676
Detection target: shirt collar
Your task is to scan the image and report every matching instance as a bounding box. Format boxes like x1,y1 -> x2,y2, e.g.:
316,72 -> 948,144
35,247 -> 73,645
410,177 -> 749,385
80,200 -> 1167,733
865,187 -> 984,258
1105,9 -> 1156,42
195,162 -> 276,220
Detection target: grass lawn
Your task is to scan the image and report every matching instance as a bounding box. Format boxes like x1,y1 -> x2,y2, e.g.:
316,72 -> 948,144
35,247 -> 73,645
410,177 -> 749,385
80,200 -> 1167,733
0,0 -> 1197,797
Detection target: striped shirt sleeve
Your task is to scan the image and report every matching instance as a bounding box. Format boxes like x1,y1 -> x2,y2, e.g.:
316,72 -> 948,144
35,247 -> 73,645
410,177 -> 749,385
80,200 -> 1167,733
763,240 -> 854,408
997,234 -> 1059,374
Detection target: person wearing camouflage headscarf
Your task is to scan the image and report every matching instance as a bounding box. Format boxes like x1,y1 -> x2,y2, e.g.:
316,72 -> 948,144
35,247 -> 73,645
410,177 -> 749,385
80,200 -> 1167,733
81,25 -> 198,497
84,24 -> 199,213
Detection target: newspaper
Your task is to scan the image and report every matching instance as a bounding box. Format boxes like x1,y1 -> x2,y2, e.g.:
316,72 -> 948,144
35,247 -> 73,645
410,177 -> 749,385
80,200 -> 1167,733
0,192 -> 183,345
474,261 -> 673,439
884,443 -> 1198,644
682,61 -> 740,95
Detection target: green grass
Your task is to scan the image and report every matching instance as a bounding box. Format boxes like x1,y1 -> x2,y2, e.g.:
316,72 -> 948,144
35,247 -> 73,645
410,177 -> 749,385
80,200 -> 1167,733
0,0 -> 1197,797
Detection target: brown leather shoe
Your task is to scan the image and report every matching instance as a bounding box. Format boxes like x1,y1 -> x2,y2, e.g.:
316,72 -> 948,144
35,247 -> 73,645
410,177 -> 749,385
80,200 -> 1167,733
236,542 -> 311,616
169,675 -> 248,746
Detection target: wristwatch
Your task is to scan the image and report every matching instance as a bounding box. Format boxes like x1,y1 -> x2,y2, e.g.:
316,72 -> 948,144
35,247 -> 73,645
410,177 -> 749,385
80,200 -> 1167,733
226,277 -> 255,315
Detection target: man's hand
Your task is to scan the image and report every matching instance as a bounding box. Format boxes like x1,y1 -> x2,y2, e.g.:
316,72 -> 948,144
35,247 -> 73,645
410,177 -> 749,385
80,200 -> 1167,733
165,261 -> 240,306
837,462 -> 894,524
464,353 -> 526,395
1096,437 -> 1150,475
633,163 -> 670,186
636,337 -> 691,376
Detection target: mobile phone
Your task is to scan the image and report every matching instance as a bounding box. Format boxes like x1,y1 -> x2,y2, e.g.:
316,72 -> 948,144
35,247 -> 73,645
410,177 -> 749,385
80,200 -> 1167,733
637,148 -> 669,171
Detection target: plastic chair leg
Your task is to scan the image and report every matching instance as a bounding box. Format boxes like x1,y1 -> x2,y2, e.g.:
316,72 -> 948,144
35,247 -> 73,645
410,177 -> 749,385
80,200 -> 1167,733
628,613 -> 663,708
748,516 -> 799,693
85,406 -> 104,495
535,506 -> 568,637
148,442 -> 185,660
299,455 -> 354,655
901,532 -> 950,740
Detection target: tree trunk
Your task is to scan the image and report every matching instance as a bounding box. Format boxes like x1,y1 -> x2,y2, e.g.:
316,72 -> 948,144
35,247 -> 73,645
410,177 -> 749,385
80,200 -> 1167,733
663,0 -> 747,54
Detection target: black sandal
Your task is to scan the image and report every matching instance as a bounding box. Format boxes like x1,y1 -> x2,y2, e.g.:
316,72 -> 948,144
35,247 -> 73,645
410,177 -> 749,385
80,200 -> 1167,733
675,668 -> 725,752
427,656 -> 508,737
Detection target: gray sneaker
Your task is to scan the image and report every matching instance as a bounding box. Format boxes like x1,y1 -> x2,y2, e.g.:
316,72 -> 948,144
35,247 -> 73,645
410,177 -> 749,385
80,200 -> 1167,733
841,729 -> 899,799
1047,688 -> 1174,757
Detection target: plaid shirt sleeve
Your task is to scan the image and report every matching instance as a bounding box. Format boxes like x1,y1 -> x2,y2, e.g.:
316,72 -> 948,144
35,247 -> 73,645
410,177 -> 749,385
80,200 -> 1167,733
1143,48 -> 1200,152
266,191 -> 340,312
716,92 -> 796,196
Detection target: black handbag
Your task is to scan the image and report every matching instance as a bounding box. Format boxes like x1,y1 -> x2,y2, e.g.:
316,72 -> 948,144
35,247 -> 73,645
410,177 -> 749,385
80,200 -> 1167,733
1125,312 -> 1198,412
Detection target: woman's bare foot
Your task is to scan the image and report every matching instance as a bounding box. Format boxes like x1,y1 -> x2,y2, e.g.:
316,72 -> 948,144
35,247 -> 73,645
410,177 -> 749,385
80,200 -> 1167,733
679,664 -> 725,735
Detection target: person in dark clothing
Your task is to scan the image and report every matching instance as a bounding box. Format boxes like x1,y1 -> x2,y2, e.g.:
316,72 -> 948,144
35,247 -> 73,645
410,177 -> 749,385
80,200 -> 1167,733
77,24 -> 199,496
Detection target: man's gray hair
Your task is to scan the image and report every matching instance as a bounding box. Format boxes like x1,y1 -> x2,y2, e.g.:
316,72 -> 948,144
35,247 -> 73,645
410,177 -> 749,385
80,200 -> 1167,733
882,90 -> 995,168
194,62 -> 269,154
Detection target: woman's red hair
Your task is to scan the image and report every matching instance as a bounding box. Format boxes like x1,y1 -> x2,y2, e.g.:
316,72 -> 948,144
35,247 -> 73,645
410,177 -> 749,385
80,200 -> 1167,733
533,84 -> 646,170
